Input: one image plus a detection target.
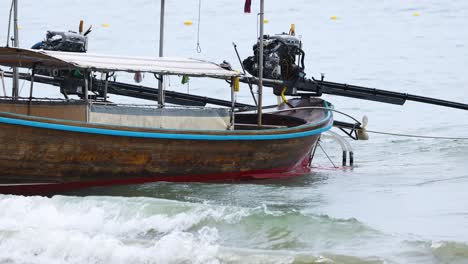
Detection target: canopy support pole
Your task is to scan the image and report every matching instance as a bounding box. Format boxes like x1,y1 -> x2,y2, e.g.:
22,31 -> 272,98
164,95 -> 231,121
84,70 -> 89,102
12,0 -> 19,99
257,0 -> 264,127
103,73 -> 109,102
84,70 -> 90,122
158,0 -> 166,107
230,80 -> 235,130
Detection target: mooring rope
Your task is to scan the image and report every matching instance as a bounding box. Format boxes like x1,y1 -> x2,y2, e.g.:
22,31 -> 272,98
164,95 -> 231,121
18,69 -> 30,95
269,106 -> 468,141
317,142 -> 338,168
361,129 -> 468,140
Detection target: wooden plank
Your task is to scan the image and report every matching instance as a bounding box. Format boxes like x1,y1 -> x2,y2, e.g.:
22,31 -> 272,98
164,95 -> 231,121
0,121 -> 320,183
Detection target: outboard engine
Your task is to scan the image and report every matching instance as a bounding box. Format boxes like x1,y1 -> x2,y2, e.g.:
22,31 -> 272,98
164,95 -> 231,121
30,23 -> 92,99
31,30 -> 88,53
243,32 -> 306,81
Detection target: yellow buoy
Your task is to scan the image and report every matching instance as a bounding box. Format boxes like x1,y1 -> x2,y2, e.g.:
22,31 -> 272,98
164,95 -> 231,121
263,19 -> 269,24
102,23 -> 110,28
413,12 -> 420,17
184,21 -> 193,26
330,16 -> 338,20
290,23 -> 296,35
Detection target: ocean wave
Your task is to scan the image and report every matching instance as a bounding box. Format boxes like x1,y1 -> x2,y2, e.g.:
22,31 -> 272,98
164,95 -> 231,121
401,240 -> 468,264
215,247 -> 384,264
0,195 -> 383,263
0,227 -> 220,264
430,241 -> 468,262
7,195 -> 465,264
0,195 -> 250,237
0,195 -> 222,263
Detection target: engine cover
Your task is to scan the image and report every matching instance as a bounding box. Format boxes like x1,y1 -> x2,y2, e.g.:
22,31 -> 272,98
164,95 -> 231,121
32,31 -> 88,53
243,33 -> 305,81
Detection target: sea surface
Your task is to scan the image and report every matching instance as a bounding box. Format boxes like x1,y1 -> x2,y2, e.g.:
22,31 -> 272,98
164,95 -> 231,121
1,1 -> 468,263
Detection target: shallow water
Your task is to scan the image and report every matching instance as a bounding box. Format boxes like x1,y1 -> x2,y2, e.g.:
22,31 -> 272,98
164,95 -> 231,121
1,1 -> 468,263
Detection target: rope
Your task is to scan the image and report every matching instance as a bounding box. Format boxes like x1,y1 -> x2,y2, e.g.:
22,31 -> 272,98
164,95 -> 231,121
362,129 -> 468,140
269,106 -> 468,140
196,0 -> 202,53
317,142 -> 337,168
6,0 -> 14,47
18,69 -> 30,95
0,70 -> 7,96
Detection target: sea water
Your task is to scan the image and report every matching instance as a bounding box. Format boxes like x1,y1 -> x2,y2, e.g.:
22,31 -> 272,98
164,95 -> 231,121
0,1 -> 468,263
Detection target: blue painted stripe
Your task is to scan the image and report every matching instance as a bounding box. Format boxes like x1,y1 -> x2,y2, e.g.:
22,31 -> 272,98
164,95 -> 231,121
0,115 -> 333,141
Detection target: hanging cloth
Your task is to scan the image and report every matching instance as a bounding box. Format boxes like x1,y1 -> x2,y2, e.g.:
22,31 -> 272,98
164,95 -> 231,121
244,0 -> 252,13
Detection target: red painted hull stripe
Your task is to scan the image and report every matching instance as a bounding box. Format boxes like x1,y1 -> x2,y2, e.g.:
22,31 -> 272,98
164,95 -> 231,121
0,159 -> 312,195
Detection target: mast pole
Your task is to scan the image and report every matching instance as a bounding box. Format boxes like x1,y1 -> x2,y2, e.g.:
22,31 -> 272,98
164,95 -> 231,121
257,0 -> 264,127
12,0 -> 19,99
158,0 -> 165,107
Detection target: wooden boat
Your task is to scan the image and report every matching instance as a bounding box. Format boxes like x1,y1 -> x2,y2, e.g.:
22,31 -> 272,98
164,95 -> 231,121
3,0 -> 464,196
0,47 -> 333,195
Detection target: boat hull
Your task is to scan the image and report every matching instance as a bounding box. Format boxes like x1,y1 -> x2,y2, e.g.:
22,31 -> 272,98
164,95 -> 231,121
0,100 -> 332,195
0,157 -> 314,195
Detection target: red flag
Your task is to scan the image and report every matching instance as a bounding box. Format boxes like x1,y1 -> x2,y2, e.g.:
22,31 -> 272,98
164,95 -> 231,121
244,0 -> 251,13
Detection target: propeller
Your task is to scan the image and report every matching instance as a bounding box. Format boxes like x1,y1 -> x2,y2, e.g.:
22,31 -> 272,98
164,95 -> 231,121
357,115 -> 369,140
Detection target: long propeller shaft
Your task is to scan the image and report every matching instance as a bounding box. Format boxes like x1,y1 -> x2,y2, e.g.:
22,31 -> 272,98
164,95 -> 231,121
242,76 -> 468,111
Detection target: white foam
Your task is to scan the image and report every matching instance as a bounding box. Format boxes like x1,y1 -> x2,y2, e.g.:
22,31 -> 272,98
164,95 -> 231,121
0,195 -> 256,263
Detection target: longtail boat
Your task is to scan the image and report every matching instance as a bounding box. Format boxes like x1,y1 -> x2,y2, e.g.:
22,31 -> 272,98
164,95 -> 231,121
1,0 -> 467,195
0,47 -> 332,195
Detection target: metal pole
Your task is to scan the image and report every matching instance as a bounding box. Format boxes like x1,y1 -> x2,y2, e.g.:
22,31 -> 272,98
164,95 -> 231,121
84,71 -> 89,102
103,73 -> 109,102
257,0 -> 264,127
12,0 -> 19,99
158,0 -> 165,107
27,67 -> 35,116
84,71 -> 89,122
233,42 -> 257,106
230,79 -> 235,130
